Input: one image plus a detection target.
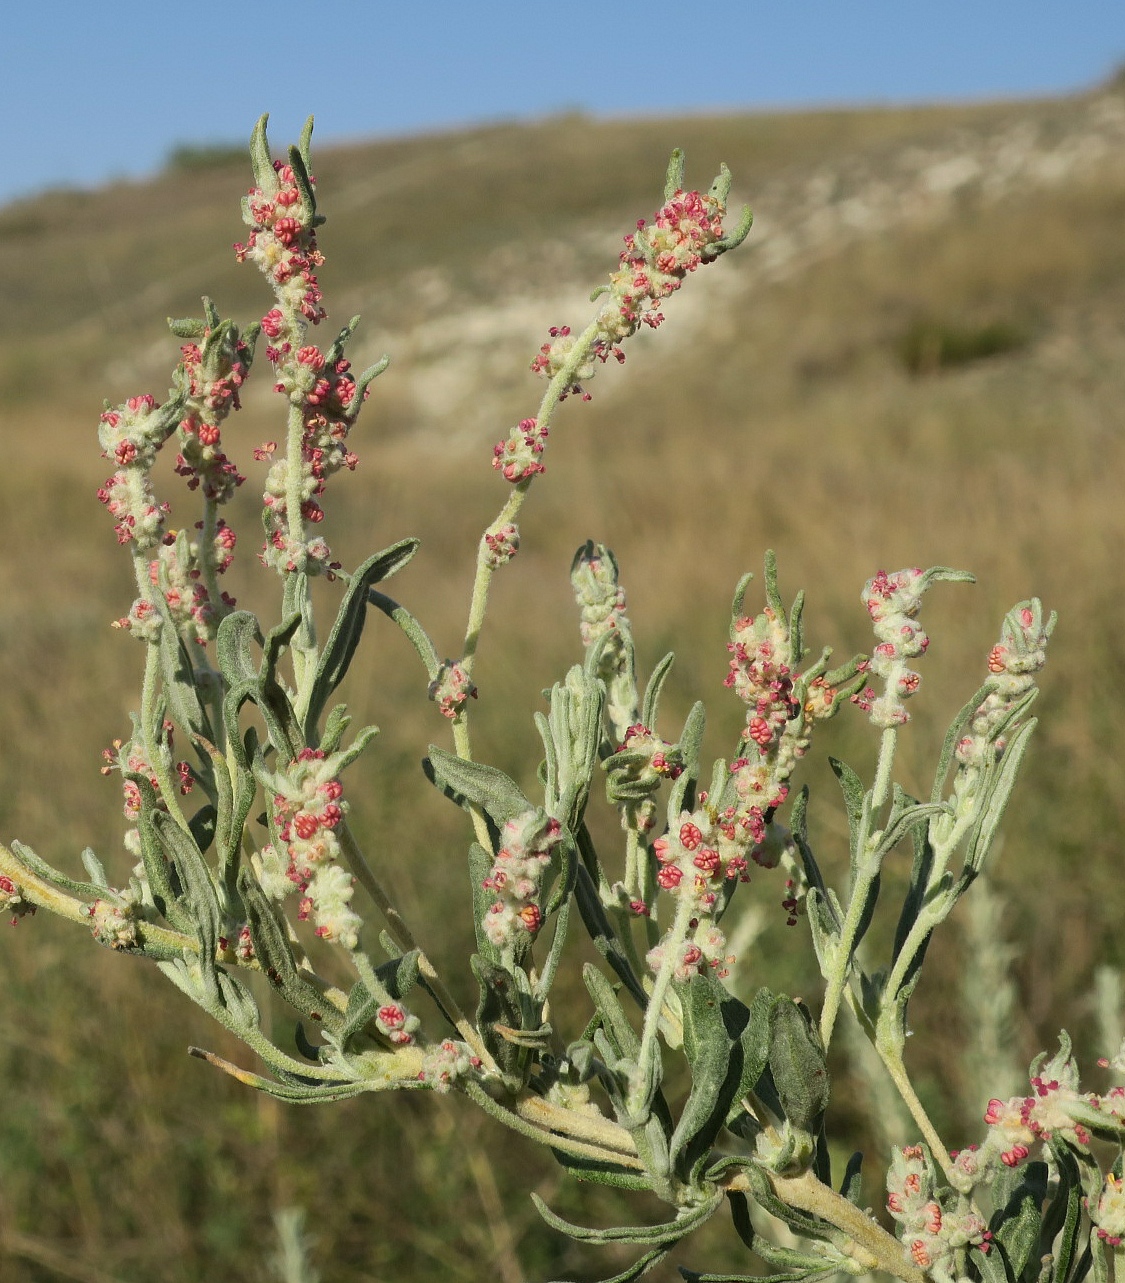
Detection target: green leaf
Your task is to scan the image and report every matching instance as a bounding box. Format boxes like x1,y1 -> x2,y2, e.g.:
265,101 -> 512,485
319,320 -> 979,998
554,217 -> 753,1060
891,817 -> 936,964
669,700 -> 706,809
338,951 -> 420,1050
1042,1140 -> 1084,1283
224,678 -> 292,774
238,870 -> 343,1035
534,857 -> 576,1003
787,588 -> 806,668
531,1188 -> 721,1245
376,947 -> 421,1002
367,590 -> 441,680
584,962 -> 641,1060
991,1161 -> 1047,1282
839,1152 -> 864,1206
79,848 -> 109,890
730,571 -> 755,623
319,704 -> 351,754
1091,1235 -> 1110,1283
248,115 -> 275,192
739,1162 -> 839,1244
328,724 -> 380,776
975,1237 -> 1018,1283
881,788 -> 944,854
219,744 -> 256,898
707,194 -> 754,258
302,539 -> 419,737
216,611 -> 263,688
152,811 -> 221,998
549,1149 -> 655,1191
424,747 -> 532,832
167,316 -> 207,339
472,954 -> 534,1081
543,667 -> 604,827
467,841 -> 502,963
6,840 -> 103,901
680,1270 -> 836,1283
964,718 -> 1038,875
295,115 -> 314,169
929,681 -> 994,803
536,709 -> 559,810
551,1244 -> 672,1283
214,969 -> 262,1030
828,757 -> 867,871
641,652 -> 676,729
128,780 -> 190,929
664,149 -> 686,200
287,141 -> 319,227
189,1047 -> 365,1103
573,860 -> 648,1010
190,736 -> 231,863
339,979 -> 379,1048
671,973 -> 765,1182
789,789 -> 838,932
762,550 -> 784,617
767,997 -> 829,1133
188,804 -> 217,855
154,591 -> 210,740
353,352 -> 390,403
258,613 -> 303,759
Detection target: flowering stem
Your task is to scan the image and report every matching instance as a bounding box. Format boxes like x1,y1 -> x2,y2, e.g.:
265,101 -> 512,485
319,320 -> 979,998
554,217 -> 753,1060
284,395 -> 306,559
871,726 -> 898,811
461,484 -> 530,680
458,316 -> 602,694
198,494 -> 222,622
451,316 -> 606,848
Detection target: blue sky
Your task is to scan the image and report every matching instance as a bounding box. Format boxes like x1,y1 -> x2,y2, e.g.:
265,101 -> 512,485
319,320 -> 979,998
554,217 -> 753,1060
4,1 -> 1124,208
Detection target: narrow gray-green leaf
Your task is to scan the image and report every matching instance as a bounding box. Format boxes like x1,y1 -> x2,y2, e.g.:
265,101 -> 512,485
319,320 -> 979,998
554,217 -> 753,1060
238,870 -> 343,1035
303,539 -> 419,737
573,860 -> 648,1010
641,651 -> 676,729
829,757 -> 867,866
964,718 -> 1038,874
991,1162 -> 1047,1282
216,611 -> 263,688
531,1188 -> 721,1245
424,747 -> 531,829
671,973 -> 758,1180
584,963 -> 641,1060
768,996 -> 829,1132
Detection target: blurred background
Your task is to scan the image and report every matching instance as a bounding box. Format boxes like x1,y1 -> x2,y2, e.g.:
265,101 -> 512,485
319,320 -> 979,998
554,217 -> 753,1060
3,3 -> 1125,1279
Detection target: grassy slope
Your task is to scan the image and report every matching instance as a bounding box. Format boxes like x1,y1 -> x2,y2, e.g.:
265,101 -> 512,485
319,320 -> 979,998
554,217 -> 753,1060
1,86 -> 1124,1280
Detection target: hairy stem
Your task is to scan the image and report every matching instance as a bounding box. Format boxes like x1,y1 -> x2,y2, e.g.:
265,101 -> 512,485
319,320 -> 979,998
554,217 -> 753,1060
820,727 -> 899,1048
748,1167 -> 925,1283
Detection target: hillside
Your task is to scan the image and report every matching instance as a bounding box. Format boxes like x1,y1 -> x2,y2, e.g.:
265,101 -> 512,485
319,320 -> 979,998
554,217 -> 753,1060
1,84 -> 1125,1281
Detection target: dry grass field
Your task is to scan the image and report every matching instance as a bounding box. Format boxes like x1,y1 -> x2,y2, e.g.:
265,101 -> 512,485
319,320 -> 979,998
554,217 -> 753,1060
2,80 -> 1125,1280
